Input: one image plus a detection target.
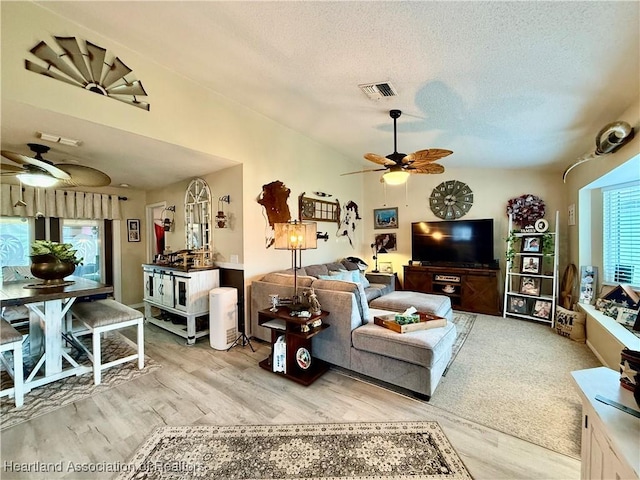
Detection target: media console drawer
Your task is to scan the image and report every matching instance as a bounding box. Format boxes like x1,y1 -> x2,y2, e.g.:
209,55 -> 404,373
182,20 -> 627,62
404,265 -> 501,316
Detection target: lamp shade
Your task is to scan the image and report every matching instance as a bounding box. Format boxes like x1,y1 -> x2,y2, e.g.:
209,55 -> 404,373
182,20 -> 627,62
274,221 -> 318,250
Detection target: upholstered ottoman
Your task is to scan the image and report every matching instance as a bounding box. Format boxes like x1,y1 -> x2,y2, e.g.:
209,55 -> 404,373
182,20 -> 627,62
369,291 -> 453,322
350,317 -> 457,398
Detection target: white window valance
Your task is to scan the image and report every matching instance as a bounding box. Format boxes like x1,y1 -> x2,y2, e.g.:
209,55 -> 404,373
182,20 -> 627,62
1,185 -> 122,220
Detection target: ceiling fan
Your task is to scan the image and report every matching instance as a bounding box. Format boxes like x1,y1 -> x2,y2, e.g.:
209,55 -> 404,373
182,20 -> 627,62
342,109 -> 453,185
1,143 -> 111,188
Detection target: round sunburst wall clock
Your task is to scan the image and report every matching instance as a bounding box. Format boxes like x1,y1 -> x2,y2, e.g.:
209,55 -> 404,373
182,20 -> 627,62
429,180 -> 474,219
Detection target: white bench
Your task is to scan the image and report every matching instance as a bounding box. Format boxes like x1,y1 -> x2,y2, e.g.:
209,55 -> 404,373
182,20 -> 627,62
0,319 -> 24,407
70,299 -> 144,385
579,303 -> 640,368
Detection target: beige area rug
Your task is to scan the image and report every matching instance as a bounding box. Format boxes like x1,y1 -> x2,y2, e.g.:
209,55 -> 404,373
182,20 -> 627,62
0,332 -> 161,430
430,313 -> 601,458
117,422 -> 473,480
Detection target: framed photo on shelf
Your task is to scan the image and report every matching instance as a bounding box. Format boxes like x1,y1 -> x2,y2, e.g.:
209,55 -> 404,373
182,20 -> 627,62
521,236 -> 542,253
531,299 -> 553,320
519,276 -> 541,296
378,261 -> 393,274
127,219 -> 141,242
520,256 -> 541,275
507,295 -> 530,315
373,207 -> 398,229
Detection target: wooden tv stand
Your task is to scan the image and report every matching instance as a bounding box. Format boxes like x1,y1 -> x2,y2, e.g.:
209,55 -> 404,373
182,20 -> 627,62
403,264 -> 501,315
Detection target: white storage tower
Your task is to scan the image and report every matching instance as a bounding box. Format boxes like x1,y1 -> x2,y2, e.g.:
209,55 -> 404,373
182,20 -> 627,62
209,287 -> 238,350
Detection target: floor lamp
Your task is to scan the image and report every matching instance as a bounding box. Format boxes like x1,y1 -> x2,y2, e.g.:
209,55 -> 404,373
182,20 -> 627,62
370,243 -> 388,273
274,220 -> 317,309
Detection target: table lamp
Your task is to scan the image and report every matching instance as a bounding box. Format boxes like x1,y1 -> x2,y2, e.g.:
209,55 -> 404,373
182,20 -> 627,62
274,220 -> 317,308
370,242 -> 388,273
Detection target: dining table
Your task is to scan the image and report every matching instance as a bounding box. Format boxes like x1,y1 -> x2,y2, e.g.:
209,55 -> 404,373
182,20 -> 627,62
0,276 -> 113,391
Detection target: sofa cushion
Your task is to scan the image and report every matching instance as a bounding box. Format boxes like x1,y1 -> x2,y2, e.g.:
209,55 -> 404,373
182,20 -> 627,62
325,262 -> 346,273
370,291 -> 451,320
352,321 -> 456,368
364,284 -> 389,302
311,278 -> 370,321
305,264 -> 330,278
261,272 -> 314,288
341,260 -> 360,271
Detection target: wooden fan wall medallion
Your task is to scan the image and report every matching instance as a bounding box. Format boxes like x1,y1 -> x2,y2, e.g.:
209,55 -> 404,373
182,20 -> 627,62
25,36 -> 149,110
429,180 -> 473,219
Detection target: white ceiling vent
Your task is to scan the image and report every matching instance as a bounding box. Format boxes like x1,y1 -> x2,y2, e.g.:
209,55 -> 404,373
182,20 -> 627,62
358,81 -> 398,100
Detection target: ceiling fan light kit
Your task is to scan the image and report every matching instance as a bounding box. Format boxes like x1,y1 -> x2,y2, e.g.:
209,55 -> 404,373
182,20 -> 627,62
16,172 -> 59,188
383,167 -> 410,185
1,143 -> 111,188
343,109 -> 452,186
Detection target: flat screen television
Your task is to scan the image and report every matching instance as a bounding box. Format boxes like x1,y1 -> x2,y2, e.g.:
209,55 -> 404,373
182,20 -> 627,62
411,219 -> 495,267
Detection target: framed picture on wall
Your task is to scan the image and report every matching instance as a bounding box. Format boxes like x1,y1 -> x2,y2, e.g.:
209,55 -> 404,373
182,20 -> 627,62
127,219 -> 141,242
373,207 -> 398,229
374,232 -> 397,252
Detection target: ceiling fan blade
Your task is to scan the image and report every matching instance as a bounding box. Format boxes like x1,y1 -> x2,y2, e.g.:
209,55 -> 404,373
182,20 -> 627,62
1,163 -> 24,173
407,163 -> 445,174
55,36 -> 92,83
86,41 -> 107,83
56,164 -> 111,187
1,151 -> 71,180
364,153 -> 395,166
403,149 -> 454,165
341,168 -> 387,176
30,40 -> 86,85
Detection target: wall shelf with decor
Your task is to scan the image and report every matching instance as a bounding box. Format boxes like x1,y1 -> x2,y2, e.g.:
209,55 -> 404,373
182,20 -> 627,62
503,210 -> 559,326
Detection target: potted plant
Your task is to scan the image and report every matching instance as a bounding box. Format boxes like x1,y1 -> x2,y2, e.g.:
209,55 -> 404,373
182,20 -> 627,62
30,240 -> 83,285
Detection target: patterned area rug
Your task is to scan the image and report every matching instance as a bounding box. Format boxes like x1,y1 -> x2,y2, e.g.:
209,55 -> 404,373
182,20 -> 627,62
117,422 -> 472,480
443,311 -> 477,376
0,332 -> 161,430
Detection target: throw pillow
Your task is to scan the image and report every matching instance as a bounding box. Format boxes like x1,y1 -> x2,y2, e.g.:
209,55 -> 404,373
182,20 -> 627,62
555,306 -> 586,343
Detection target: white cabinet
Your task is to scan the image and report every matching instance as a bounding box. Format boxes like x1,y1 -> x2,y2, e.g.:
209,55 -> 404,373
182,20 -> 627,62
503,211 -> 559,326
142,264 -> 219,344
572,367 -> 640,480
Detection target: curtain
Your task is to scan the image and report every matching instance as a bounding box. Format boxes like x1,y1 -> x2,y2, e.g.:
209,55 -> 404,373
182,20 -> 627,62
1,185 -> 122,220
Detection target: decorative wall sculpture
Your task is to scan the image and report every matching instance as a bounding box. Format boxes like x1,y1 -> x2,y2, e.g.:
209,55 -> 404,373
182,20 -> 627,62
25,36 -> 149,110
257,180 -> 292,248
336,200 -> 361,248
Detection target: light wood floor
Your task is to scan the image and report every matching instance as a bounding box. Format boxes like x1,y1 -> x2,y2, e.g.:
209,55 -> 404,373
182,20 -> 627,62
0,323 -> 581,479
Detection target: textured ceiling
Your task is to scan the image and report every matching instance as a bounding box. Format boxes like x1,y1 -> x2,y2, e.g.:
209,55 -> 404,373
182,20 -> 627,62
3,1 -> 639,189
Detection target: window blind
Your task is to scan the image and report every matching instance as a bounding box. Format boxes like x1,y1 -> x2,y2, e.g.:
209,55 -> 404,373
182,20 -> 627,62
603,181 -> 640,287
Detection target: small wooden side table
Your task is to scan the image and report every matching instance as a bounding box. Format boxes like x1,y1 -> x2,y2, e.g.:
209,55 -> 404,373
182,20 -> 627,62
257,307 -> 330,386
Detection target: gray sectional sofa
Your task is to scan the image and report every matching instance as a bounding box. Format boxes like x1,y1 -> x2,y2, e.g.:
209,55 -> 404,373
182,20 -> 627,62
250,260 -> 457,397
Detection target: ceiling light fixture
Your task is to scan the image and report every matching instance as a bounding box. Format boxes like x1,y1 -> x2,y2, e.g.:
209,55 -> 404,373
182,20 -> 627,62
16,172 -> 59,188
382,167 -> 410,185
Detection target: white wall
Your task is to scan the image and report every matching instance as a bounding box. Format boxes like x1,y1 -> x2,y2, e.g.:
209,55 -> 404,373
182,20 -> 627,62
361,167 -> 565,286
